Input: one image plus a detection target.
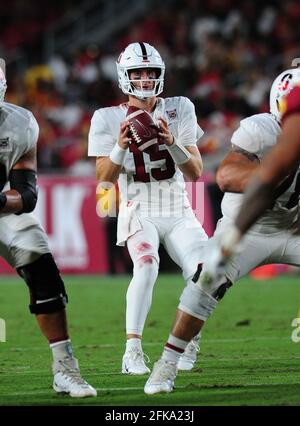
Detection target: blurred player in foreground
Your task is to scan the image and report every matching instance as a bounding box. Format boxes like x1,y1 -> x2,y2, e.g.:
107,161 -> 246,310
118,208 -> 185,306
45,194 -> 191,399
144,68 -> 300,394
88,42 -> 207,375
0,66 -> 96,398
202,70 -> 300,281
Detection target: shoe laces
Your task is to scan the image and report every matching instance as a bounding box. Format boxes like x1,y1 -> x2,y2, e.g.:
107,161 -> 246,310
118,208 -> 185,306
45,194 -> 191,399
150,360 -> 177,382
127,348 -> 150,364
184,337 -> 200,357
58,358 -> 89,387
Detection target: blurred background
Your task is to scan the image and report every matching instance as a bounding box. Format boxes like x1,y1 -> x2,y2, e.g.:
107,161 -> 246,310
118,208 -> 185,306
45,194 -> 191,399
1,0 -> 300,276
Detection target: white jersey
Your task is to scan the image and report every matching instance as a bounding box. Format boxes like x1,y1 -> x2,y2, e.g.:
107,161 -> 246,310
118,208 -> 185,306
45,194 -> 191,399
221,113 -> 300,231
0,102 -> 49,268
88,96 -> 203,215
0,102 -> 38,191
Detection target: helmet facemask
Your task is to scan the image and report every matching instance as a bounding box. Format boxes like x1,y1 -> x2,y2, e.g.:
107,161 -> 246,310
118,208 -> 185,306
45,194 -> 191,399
116,42 -> 165,99
119,66 -> 164,99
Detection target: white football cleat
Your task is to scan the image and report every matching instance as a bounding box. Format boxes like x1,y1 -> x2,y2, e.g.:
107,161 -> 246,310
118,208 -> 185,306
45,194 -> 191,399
178,335 -> 201,371
144,359 -> 177,395
53,357 -> 97,398
122,347 -> 150,375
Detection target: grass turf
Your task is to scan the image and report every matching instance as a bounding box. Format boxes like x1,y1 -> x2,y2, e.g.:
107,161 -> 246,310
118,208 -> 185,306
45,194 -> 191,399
0,274 -> 300,406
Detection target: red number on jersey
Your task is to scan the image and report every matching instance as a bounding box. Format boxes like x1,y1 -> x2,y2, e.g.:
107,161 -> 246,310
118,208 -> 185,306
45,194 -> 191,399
129,143 -> 176,182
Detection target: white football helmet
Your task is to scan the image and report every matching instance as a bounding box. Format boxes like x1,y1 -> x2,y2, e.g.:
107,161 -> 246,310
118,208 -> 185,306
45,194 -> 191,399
116,42 -> 165,99
0,65 -> 7,106
269,68 -> 300,121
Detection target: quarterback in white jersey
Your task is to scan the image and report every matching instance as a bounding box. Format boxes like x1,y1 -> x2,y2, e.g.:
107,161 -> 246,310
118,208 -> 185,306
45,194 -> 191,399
88,42 -> 207,375
0,68 -> 96,398
144,69 -> 300,395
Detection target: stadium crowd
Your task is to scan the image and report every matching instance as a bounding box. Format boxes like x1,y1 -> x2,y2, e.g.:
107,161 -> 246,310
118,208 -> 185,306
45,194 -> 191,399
1,0 -> 300,174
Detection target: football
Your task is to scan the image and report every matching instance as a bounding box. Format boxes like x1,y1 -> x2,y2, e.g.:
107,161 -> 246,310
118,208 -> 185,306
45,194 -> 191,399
126,105 -> 159,153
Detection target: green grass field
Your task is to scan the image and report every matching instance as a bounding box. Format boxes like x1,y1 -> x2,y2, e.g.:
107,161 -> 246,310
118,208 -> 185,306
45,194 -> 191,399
0,273 -> 300,406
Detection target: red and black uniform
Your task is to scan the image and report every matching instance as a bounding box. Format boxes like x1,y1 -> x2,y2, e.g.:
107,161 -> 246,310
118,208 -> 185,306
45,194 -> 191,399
281,83 -> 300,123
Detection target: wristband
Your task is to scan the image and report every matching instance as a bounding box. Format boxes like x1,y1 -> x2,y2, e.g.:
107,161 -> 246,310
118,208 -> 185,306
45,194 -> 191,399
166,139 -> 191,165
109,143 -> 127,166
0,192 -> 7,209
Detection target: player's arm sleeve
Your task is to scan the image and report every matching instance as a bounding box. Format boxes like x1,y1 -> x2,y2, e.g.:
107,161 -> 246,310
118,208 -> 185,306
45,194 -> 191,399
88,110 -> 115,157
177,97 -> 202,147
231,117 -> 263,159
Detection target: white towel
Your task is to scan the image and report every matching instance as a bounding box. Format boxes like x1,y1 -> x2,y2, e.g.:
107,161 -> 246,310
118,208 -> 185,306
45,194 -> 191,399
117,201 -> 142,246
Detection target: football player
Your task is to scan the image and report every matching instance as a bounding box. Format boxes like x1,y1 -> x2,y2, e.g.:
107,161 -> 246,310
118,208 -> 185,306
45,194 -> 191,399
0,67 -> 96,398
144,68 -> 300,394
202,70 -> 300,280
216,74 -> 300,259
88,42 -> 207,375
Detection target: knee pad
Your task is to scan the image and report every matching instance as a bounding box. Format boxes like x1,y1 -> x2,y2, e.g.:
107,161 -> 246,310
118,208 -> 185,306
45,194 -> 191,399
17,253 -> 68,315
179,281 -> 218,321
192,263 -> 232,301
211,280 -> 232,300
